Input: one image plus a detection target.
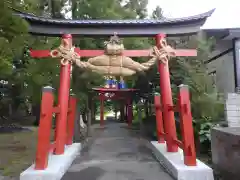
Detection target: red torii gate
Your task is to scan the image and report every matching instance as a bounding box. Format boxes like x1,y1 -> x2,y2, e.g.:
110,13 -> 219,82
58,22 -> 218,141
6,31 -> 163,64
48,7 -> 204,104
92,87 -> 137,127
31,33 -> 197,169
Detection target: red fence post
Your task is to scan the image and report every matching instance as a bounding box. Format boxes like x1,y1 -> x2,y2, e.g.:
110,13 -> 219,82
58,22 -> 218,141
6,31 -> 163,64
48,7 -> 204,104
178,84 -> 197,166
66,95 -> 77,145
100,92 -> 104,126
124,99 -> 128,122
155,34 -> 178,152
154,95 -> 165,143
54,34 -> 72,155
35,86 -> 54,170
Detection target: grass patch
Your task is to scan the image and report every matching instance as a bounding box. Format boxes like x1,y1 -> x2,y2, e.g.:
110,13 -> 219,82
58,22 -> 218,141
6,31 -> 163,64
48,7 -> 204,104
0,127 -> 54,177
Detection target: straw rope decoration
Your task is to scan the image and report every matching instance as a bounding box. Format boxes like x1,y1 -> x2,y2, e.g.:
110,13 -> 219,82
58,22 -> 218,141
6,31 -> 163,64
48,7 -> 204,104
50,39 -> 77,66
150,38 -> 176,64
49,34 -> 176,76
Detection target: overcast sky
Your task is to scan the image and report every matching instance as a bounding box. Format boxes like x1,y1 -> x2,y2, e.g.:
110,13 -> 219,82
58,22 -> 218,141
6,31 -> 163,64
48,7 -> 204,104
147,0 -> 216,18
64,0 -> 240,29
147,0 -> 240,29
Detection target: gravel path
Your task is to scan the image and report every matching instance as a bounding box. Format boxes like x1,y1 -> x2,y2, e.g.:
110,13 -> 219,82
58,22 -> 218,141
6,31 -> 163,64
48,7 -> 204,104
62,122 -> 173,180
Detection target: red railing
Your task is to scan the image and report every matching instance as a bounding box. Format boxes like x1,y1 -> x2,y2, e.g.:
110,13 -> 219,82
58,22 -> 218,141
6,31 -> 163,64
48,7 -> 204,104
154,84 -> 197,166
35,86 -> 77,170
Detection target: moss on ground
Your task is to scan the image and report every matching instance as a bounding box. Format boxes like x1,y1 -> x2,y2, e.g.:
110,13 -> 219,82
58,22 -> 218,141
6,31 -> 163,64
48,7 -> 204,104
0,127 -> 54,177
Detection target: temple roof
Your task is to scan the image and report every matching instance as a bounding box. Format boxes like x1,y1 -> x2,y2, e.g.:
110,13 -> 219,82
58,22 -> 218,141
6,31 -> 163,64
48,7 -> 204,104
15,9 -> 214,37
201,5 -> 240,39
16,9 -> 214,26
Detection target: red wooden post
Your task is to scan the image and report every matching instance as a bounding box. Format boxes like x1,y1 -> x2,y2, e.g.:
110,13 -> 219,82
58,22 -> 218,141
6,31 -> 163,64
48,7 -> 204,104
35,86 -> 54,170
125,98 -> 128,122
155,34 -> 178,152
100,92 -> 104,126
54,34 -> 72,155
178,84 -> 197,166
127,98 -> 133,127
154,95 -> 165,143
66,95 -> 77,145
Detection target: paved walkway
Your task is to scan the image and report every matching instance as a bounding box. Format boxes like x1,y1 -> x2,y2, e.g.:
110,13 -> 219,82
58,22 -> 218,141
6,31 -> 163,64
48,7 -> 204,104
62,122 -> 173,180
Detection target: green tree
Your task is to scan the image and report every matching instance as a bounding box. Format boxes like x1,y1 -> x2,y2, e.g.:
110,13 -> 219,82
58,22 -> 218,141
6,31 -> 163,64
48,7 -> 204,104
0,1 -> 30,120
152,6 -> 163,19
0,0 -> 66,123
123,0 -> 148,19
69,0 -> 153,113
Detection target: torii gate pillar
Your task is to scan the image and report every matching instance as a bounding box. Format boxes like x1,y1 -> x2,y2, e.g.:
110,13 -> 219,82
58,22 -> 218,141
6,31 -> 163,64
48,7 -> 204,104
155,34 -> 178,152
54,34 -> 72,155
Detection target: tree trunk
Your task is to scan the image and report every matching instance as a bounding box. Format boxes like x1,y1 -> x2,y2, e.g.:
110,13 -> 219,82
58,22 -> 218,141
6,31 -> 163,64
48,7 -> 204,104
138,103 -> 143,135
120,101 -> 125,122
114,104 -> 118,120
73,103 -> 81,142
87,110 -> 91,136
91,98 -> 95,123
144,100 -> 149,117
32,104 -> 40,126
87,95 -> 92,136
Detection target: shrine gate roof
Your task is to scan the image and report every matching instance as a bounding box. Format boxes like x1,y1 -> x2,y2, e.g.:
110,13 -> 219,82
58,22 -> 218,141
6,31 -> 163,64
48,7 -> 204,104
15,9 -> 214,37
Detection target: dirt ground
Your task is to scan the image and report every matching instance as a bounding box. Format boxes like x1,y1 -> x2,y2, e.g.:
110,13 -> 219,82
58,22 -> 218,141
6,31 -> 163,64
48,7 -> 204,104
0,127 -> 54,177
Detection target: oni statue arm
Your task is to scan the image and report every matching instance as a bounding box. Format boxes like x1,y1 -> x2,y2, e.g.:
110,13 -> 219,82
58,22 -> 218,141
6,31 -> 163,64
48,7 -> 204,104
122,56 -> 158,72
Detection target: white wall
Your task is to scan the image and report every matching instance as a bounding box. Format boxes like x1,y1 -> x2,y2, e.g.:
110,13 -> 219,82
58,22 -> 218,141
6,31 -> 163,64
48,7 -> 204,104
207,40 -> 235,95
207,51 -> 235,94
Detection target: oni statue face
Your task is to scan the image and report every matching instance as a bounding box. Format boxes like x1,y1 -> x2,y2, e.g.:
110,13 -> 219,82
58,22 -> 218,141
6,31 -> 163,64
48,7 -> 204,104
104,34 -> 124,55
105,43 -> 124,55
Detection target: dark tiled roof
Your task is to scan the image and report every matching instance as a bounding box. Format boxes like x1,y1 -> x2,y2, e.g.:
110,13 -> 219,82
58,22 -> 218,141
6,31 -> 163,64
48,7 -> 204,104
15,9 -> 215,26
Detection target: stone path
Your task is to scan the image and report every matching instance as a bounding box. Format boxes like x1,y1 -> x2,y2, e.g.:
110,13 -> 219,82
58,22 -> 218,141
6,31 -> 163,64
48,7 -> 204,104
62,122 -> 173,180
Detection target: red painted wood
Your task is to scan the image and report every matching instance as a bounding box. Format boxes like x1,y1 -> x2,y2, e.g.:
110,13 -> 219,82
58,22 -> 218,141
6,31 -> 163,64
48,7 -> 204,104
54,35 -> 72,155
66,96 -> 77,145
174,139 -> 183,149
54,63 -> 71,154
30,49 -> 197,58
95,95 -> 129,100
62,34 -> 72,39
49,142 -> 56,153
35,89 -> 54,170
92,88 -> 137,92
30,49 -> 51,58
157,34 -> 166,39
178,85 -> 197,166
154,95 -> 165,143
53,106 -> 60,114
156,34 -> 178,152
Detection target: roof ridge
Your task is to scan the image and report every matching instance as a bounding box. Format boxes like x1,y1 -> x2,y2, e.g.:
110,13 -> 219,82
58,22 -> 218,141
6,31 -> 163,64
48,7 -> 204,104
14,9 -> 215,23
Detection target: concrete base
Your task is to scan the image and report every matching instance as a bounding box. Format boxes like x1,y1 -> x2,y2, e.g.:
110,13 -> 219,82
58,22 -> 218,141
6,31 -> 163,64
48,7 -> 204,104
211,127 -> 240,180
20,143 -> 81,180
151,141 -> 214,180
